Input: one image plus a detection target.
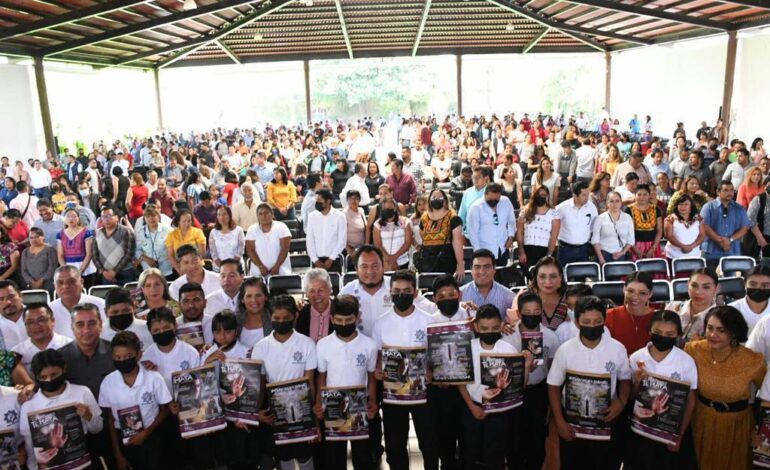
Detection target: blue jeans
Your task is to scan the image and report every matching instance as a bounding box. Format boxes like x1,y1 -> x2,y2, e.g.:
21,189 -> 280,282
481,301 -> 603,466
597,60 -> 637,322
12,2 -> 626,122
33,187 -> 50,200
602,250 -> 630,263
557,242 -> 590,267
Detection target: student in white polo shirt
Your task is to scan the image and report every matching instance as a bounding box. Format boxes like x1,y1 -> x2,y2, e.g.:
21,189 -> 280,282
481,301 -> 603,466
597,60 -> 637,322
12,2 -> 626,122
12,303 -> 72,373
101,288 -> 152,351
140,307 -> 201,393
0,384 -> 21,469
547,295 -> 631,470
504,292 -> 559,470
250,295 -> 318,470
314,295 -> 378,470
429,274 -> 470,323
729,264 -> 770,336
627,310 -> 698,468
99,331 -> 171,470
20,349 -> 103,470
372,269 -> 438,470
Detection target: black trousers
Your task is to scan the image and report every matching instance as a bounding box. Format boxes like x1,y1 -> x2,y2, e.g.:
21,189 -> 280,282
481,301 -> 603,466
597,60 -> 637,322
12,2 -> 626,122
87,428 -> 116,470
461,405 -> 509,470
512,381 -> 548,470
324,439 -> 372,470
560,436 -> 616,470
428,385 -> 463,470
120,432 -> 163,470
161,416 -> 218,470
382,402 -> 438,470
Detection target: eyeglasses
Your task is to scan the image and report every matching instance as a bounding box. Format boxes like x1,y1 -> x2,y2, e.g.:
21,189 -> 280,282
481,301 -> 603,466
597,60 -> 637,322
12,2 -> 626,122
24,317 -> 51,327
492,213 -> 499,226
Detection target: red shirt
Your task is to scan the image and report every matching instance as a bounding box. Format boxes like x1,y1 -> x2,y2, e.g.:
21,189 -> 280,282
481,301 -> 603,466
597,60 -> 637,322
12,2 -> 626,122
605,305 -> 654,355
223,182 -> 238,206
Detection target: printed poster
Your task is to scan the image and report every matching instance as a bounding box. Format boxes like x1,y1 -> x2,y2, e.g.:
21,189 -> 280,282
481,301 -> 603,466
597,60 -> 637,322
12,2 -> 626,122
172,363 -> 227,439
631,372 -> 691,446
117,405 -> 144,445
755,403 -> 770,468
0,428 -> 18,470
321,386 -> 368,441
219,359 -> 263,426
267,378 -> 318,445
27,404 -> 90,470
176,321 -> 205,350
427,320 -> 474,384
521,330 -> 544,366
564,370 -> 612,440
479,353 -> 525,413
381,346 -> 428,405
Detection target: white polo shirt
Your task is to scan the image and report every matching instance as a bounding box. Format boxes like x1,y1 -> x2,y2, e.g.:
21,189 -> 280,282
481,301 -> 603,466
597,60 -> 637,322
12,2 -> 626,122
758,371 -> 770,401
0,316 -> 23,350
176,315 -> 214,347
730,297 -> 770,337
629,344 -> 698,389
429,306 -> 470,323
0,314 -> 27,346
504,323 -> 559,385
746,314 -> 770,363
201,341 -> 251,362
204,289 -> 240,317
20,383 -> 103,470
141,339 -> 202,392
239,327 -> 265,350
169,270 -> 221,301
547,334 -> 631,400
12,333 -> 73,372
50,294 -> 106,338
245,221 -> 292,276
0,386 -> 20,467
555,198 -> 597,245
101,319 -> 153,351
372,307 -> 433,350
250,331 -> 317,384
98,367 -> 172,431
339,278 -> 393,337
466,338 -> 518,404
316,333 -> 378,388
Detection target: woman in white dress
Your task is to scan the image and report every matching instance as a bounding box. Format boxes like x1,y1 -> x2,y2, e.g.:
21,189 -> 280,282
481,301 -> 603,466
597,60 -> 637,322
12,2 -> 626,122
208,205 -> 245,272
373,199 -> 413,271
664,194 -> 705,260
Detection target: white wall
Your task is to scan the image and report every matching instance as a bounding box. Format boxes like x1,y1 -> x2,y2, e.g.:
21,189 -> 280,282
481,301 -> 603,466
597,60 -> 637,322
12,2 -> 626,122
0,63 -> 45,163
732,32 -> 770,144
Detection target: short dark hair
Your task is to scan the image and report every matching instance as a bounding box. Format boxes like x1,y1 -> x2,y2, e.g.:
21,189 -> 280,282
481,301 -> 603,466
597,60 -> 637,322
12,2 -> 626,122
199,190 -> 211,201
331,295 -> 359,317
356,244 -> 384,265
471,249 -> 496,265
0,280 -> 19,292
475,304 -> 501,321
100,201 -> 118,215
15,181 -> 27,192
4,209 -> 20,219
219,258 -> 244,274
346,189 -> 361,201
179,282 -> 205,298
746,264 -> 770,280
31,349 -> 66,379
269,294 -> 299,316
111,330 -> 141,353
36,199 -> 52,209
704,305 -> 748,343
172,208 -> 193,227
485,183 -> 502,195
146,307 -> 176,329
316,188 -> 333,203
566,283 -> 592,298
23,303 -> 53,320
630,151 -> 644,160
391,269 -> 416,290
572,180 -> 589,196
718,180 -> 734,191
212,310 -> 239,332
306,173 -> 322,189
432,274 -> 459,294
517,291 -> 543,312
635,183 -> 650,194
175,244 -> 200,261
625,172 -> 640,183
574,295 -> 607,321
650,310 -> 683,336
105,287 -> 133,309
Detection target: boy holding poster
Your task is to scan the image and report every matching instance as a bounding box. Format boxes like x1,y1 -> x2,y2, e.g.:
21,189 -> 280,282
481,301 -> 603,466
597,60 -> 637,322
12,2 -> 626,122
372,270 -> 438,470
458,304 -> 529,470
250,295 -> 318,470
547,296 -> 632,470
314,295 -> 378,470
628,310 -> 697,469
99,331 -> 171,470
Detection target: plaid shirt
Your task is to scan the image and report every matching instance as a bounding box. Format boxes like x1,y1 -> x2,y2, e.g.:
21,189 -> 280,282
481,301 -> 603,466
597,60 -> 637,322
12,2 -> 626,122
93,225 -> 135,273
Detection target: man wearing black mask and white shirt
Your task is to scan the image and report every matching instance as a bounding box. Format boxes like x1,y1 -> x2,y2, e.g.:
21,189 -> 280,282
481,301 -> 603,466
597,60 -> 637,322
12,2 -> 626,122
306,188 -> 347,273
100,288 -> 152,350
730,265 -> 770,335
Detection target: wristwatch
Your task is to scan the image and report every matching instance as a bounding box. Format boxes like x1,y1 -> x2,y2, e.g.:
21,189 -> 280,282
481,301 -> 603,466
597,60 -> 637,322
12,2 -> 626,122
728,237 -> 734,243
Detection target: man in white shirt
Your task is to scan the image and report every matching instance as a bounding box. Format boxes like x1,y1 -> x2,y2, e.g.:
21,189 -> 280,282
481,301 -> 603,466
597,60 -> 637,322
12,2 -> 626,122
177,282 -> 214,347
245,203 -> 291,277
101,288 -> 152,350
301,174 -> 322,228
555,181 -> 598,267
9,181 -> 39,228
306,188 -> 347,273
467,184 -> 516,265
615,172 -> 639,206
204,259 -> 243,316
169,245 -> 220,301
340,163 -> 371,208
0,280 -> 28,349
730,265 -> 770,336
28,159 -> 52,200
372,270 -> 438,470
51,266 -> 106,338
12,303 -> 72,372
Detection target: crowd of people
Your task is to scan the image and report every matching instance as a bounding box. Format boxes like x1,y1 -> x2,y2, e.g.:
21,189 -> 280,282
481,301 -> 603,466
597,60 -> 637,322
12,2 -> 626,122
0,110 -> 767,470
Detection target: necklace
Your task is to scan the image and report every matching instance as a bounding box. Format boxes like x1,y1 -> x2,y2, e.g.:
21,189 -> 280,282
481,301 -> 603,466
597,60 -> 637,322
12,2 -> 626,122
628,309 -> 648,332
710,346 -> 733,365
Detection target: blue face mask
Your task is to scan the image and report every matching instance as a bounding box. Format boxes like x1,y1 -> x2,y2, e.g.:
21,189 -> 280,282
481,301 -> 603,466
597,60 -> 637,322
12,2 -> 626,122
65,201 -> 77,210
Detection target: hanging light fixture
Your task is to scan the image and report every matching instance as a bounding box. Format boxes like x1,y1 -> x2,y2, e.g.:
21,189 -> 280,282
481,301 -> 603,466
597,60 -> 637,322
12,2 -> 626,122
182,0 -> 197,10
505,21 -> 515,31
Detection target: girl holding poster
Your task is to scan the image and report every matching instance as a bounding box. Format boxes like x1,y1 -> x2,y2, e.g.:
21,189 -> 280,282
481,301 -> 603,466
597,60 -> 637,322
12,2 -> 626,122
628,310 -> 698,469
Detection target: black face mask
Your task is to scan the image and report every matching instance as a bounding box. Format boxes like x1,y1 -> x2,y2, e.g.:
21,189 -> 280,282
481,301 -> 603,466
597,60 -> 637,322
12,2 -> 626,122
392,294 -> 414,312
114,357 -> 138,374
747,288 -> 770,303
478,332 -> 502,346
580,325 -> 604,341
429,198 -> 444,210
534,196 -> 547,207
521,314 -> 542,330
650,334 -> 677,352
109,314 -> 133,331
272,320 -> 294,335
487,199 -> 499,208
436,299 -> 459,317
381,208 -> 396,220
152,330 -> 175,347
314,201 -> 326,212
38,374 -> 66,393
334,322 -> 357,338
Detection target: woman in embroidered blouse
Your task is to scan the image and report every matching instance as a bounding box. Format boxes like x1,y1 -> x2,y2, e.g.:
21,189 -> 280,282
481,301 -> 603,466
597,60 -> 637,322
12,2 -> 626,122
134,206 -> 173,278
510,256 -> 569,331
373,198 -> 413,271
626,184 -> 664,260
56,207 -> 95,278
665,268 -> 718,344
208,205 -> 245,273
517,185 -> 559,272
418,188 -> 464,281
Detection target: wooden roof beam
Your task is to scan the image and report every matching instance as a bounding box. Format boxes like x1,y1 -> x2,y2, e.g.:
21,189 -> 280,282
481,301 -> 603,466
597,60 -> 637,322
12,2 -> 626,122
333,0 -> 353,59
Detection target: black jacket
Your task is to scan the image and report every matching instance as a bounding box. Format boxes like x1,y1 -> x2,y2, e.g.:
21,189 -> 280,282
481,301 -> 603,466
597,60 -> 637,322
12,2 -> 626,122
296,302 -> 334,338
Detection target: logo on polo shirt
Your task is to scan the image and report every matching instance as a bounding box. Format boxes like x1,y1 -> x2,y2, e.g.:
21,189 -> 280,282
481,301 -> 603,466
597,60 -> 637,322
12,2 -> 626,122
141,392 -> 155,405
356,353 -> 366,367
180,360 -> 190,370
414,329 -> 426,342
292,351 -> 304,364
604,361 -> 616,374
671,372 -> 682,381
3,409 -> 17,426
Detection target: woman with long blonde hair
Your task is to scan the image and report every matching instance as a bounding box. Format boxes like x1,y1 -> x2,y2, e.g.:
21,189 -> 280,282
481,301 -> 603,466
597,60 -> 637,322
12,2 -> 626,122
737,166 -> 764,209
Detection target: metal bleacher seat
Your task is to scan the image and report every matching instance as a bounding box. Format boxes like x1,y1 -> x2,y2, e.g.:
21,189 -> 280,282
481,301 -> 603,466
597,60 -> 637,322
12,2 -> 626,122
636,258 -> 670,279
460,270 -> 473,287
717,276 -> 746,302
124,281 -> 139,291
343,272 -> 358,286
267,274 -> 303,295
589,281 -> 625,306
651,280 -> 672,305
671,278 -> 689,301
289,254 -> 312,274
564,262 -> 601,282
21,289 -> 50,305
718,256 -> 755,278
463,246 -> 474,267
289,238 -> 307,254
671,257 -> 706,279
89,285 -> 119,299
601,261 -> 636,282
417,273 -> 444,292
328,272 -> 341,295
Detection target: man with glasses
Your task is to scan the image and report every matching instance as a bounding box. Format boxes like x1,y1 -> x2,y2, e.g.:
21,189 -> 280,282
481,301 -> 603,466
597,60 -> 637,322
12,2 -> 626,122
51,266 -> 106,338
92,202 -> 136,285
467,183 -> 516,266
700,180 -> 750,270
460,249 -> 515,317
12,303 -> 72,372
